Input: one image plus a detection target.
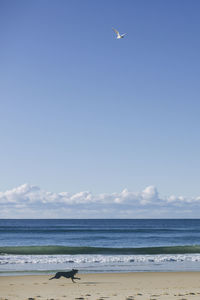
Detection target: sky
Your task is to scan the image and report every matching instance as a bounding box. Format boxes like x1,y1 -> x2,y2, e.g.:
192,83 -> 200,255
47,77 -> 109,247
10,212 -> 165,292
0,0 -> 200,218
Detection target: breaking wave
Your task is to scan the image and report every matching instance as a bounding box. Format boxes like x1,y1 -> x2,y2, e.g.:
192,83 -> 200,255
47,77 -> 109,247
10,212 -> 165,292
1,245 -> 200,255
1,253 -> 200,266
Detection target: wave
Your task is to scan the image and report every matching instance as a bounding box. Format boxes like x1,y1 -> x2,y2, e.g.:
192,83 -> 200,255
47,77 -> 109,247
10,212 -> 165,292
2,253 -> 200,265
0,228 -> 193,233
0,227 -> 198,233
1,245 -> 200,255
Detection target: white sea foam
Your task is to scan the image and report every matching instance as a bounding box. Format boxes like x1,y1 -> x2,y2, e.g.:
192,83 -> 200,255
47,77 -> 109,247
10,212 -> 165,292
1,254 -> 200,265
2,254 -> 200,275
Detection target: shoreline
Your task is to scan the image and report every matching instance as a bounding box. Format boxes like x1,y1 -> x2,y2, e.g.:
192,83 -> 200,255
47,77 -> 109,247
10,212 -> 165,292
1,269 -> 200,276
1,272 -> 200,299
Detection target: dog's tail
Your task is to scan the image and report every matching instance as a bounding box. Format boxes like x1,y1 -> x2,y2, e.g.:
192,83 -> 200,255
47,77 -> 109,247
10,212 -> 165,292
49,276 -> 56,280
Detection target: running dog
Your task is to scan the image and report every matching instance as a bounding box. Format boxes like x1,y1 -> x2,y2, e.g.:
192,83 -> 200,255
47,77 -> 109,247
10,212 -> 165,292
49,269 -> 80,283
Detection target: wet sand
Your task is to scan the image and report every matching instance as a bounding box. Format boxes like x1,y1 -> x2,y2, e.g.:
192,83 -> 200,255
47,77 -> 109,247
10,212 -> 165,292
1,272 -> 200,300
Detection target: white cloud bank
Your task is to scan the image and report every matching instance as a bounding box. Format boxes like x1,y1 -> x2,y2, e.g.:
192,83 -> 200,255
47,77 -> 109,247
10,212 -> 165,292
0,184 -> 200,218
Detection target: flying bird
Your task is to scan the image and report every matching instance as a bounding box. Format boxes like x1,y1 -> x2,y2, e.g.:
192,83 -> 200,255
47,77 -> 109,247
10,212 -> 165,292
112,28 -> 126,39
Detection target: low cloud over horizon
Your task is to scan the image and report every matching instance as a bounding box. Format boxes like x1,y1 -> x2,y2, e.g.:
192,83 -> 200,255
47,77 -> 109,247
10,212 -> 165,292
1,184 -> 200,218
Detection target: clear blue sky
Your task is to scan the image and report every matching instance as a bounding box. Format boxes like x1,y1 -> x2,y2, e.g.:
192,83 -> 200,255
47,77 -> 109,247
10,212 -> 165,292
1,0 -> 200,199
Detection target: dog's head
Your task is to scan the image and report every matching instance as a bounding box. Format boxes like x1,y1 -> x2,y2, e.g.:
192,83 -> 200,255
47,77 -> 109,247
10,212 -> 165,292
72,269 -> 78,274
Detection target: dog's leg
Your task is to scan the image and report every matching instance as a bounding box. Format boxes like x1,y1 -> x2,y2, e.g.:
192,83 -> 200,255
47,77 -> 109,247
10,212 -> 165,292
71,277 -> 76,283
72,276 -> 80,283
49,274 -> 60,280
71,276 -> 80,283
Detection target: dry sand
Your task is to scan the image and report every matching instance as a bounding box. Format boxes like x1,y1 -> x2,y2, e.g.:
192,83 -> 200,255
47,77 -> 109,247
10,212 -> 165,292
1,272 -> 200,300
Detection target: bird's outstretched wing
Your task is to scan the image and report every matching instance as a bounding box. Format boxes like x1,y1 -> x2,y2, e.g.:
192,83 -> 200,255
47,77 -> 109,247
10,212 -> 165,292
112,28 -> 119,35
121,33 -> 127,37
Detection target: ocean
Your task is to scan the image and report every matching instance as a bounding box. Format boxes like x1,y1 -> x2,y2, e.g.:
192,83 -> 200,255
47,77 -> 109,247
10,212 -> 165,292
1,219 -> 200,275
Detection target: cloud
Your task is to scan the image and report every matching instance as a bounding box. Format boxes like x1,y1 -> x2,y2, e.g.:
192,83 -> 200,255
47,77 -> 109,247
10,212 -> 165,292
0,184 -> 200,218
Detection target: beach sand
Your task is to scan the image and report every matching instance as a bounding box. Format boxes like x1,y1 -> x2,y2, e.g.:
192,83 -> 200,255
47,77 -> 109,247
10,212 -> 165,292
1,272 -> 200,300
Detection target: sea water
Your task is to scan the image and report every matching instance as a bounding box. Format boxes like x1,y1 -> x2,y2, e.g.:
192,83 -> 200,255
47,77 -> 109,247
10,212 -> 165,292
1,219 -> 200,275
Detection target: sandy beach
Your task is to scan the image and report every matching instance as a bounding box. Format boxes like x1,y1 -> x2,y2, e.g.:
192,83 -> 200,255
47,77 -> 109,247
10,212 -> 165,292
1,272 -> 200,300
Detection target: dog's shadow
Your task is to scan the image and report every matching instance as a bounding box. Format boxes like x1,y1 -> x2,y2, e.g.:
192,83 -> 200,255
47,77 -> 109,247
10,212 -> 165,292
80,281 -> 101,285
80,281 -> 113,285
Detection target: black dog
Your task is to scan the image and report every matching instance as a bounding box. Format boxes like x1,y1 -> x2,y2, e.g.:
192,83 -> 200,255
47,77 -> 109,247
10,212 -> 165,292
49,269 -> 80,283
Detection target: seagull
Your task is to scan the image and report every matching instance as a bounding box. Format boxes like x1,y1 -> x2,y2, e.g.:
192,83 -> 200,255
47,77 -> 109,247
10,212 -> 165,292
112,28 -> 126,39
